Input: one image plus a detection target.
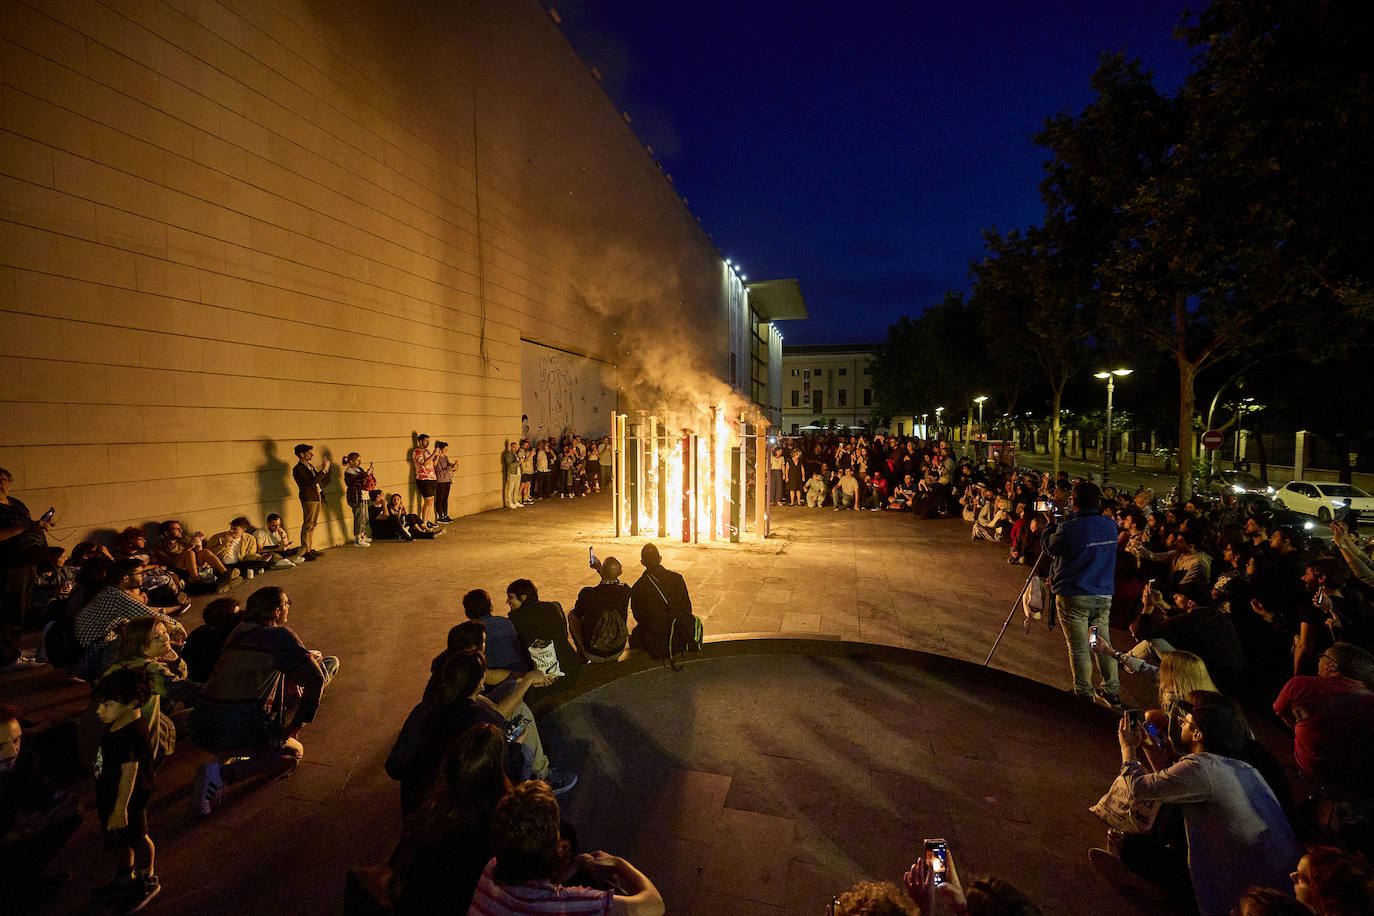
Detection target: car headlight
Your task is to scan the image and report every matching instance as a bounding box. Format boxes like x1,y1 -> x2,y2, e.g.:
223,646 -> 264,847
1332,500 -> 1346,507
1305,521 -> 1316,530
1231,485 -> 1245,494
1265,486 -> 1274,494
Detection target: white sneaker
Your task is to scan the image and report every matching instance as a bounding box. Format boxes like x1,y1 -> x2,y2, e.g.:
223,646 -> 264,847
244,568 -> 255,580
272,558 -> 295,569
357,538 -> 371,547
192,762 -> 224,816
291,556 -> 307,566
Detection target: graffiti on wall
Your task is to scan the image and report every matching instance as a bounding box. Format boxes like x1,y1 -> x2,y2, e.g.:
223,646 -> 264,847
522,341 -> 614,443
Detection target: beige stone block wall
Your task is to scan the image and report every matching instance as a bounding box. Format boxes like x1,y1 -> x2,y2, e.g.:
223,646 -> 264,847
0,0 -> 729,547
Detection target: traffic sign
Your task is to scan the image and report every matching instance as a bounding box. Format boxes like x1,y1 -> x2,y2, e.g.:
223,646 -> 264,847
1201,429 -> 1225,450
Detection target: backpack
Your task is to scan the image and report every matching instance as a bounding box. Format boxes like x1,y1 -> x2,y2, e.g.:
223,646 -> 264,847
667,615 -> 704,671
586,603 -> 628,657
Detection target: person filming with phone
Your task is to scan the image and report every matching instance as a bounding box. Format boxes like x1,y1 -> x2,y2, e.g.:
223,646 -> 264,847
1045,481 -> 1122,708
0,468 -> 55,671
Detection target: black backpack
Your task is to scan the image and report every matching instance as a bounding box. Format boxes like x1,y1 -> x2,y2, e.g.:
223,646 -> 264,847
586,605 -> 628,657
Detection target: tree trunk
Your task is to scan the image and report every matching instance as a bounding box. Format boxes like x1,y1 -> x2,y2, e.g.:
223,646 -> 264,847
1050,385 -> 1064,480
1177,359 -> 1198,499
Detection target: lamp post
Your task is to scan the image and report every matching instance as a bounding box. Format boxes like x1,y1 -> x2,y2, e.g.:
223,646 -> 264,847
1235,396 -> 1254,469
935,407 -> 944,439
973,396 -> 988,440
921,413 -> 929,439
1093,369 -> 1132,487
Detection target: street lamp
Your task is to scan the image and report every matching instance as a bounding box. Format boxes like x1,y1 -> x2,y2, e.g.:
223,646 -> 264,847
935,407 -> 944,439
921,413 -> 929,438
1236,396 -> 1255,469
973,396 -> 988,440
1093,369 -> 1132,487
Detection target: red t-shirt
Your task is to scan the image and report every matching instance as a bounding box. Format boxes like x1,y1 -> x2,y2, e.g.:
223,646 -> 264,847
1274,675 -> 1374,792
412,447 -> 435,481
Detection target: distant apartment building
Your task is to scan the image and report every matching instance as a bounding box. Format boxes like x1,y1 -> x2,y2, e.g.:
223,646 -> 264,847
780,344 -> 878,434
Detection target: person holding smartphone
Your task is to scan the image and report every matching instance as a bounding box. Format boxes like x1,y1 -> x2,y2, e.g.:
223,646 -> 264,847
0,468 -> 53,670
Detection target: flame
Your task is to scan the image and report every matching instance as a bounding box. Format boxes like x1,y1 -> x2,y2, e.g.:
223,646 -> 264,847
617,408 -> 739,542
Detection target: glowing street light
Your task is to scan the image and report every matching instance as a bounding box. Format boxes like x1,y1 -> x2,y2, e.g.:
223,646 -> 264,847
973,395 -> 988,439
1093,369 -> 1132,487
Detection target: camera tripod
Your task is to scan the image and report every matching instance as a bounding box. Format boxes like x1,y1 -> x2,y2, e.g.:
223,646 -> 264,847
983,548 -> 1050,667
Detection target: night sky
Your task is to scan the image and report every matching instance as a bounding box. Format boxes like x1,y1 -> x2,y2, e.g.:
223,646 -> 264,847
553,0 -> 1195,345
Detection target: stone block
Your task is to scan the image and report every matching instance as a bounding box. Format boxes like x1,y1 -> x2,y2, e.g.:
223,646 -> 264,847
0,402 -> 69,446
25,443 -> 108,488
1,174 -> 97,237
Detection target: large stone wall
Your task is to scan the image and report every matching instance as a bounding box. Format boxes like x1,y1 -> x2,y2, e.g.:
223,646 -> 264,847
0,0 -> 728,545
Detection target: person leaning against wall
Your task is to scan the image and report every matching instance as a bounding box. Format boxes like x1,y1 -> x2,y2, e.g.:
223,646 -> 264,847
291,444 -> 330,560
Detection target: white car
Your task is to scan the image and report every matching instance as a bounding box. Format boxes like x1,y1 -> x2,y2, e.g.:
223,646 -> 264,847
1273,480 -> 1374,524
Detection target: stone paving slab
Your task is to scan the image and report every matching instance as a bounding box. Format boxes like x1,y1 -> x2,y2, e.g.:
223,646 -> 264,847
8,494 -> 1177,915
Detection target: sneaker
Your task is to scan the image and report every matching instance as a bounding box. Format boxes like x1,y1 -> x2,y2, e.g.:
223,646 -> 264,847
544,768 -> 578,795
228,568 -> 242,580
302,552 -> 318,562
244,568 -> 255,580
273,558 -> 296,569
192,761 -> 224,816
122,874 -> 161,913
170,601 -> 193,617
93,872 -> 138,900
1094,687 -> 1125,711
214,574 -> 242,593
429,527 -> 444,537
1088,848 -> 1166,900
291,555 -> 307,566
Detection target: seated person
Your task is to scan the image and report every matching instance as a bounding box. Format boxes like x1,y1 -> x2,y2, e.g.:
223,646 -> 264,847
629,544 -> 697,661
1129,582 -> 1246,695
250,515 -> 304,566
205,517 -> 273,578
73,561 -> 187,680
506,578 -> 581,681
188,586 -> 337,817
179,597 -> 242,683
832,468 -> 860,510
0,704 -> 82,903
887,474 -> 917,511
367,490 -> 413,541
1273,642 -> 1374,796
469,780 -> 664,915
569,557 -> 630,663
109,529 -> 185,607
461,590 -> 527,674
152,520 -> 239,592
804,471 -> 827,508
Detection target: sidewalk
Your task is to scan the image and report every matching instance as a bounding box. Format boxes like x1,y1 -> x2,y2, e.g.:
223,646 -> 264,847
8,494 -> 1177,914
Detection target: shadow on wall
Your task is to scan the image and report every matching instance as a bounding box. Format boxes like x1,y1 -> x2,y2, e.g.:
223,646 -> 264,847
256,440 -> 290,529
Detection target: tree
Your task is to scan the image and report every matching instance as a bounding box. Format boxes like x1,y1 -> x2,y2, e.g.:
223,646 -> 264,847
870,292 -> 988,434
971,224 -> 1098,480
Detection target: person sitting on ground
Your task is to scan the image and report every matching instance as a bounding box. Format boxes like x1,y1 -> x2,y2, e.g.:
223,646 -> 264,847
1129,527 -> 1211,595
91,667 -> 161,911
462,589 -> 527,674
179,597 -> 242,683
898,850 -> 1043,916
1128,581 -> 1247,697
73,560 -> 187,680
972,486 -> 1002,541
1272,642 -> 1374,797
629,544 -> 697,661
387,723 -> 513,914
188,586 -> 338,817
1233,887 -> 1310,916
251,514 -> 305,566
367,490 -> 413,541
153,520 -> 239,592
805,470 -> 828,508
1100,691 -> 1300,916
832,467 -> 861,511
1293,558 -> 1355,678
888,474 -> 917,511
468,779 -> 664,915
387,493 -> 443,539
506,578 -> 581,682
1290,845 -> 1374,916
0,703 -> 82,903
570,557 -> 631,663
205,517 -> 273,580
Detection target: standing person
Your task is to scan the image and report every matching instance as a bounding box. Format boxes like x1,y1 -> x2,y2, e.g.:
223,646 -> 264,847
534,440 -> 552,500
585,438 -> 601,495
518,440 -> 535,505
1046,481 -> 1122,707
433,442 -> 454,522
91,667 -> 161,911
785,449 -> 805,506
629,544 -> 698,660
501,441 -> 522,509
188,586 -> 338,817
291,443 -> 330,560
343,453 -> 373,546
769,446 -> 786,506
0,468 -> 52,670
558,446 -> 576,499
411,434 -> 437,526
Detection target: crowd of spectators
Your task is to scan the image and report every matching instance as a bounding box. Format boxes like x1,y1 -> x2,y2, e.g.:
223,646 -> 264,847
502,434 -> 612,508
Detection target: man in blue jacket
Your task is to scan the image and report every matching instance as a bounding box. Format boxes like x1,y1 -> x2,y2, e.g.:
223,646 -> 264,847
1046,481 -> 1121,706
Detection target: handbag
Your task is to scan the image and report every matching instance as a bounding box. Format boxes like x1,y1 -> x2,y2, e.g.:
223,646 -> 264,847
1090,770 -> 1161,834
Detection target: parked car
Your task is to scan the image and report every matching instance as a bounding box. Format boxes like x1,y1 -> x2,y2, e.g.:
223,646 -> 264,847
1207,470 -> 1275,498
1272,480 -> 1374,524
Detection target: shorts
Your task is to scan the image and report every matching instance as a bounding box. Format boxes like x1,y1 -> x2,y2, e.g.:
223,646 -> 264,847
416,479 -> 437,497
521,473 -> 534,482
100,800 -> 149,849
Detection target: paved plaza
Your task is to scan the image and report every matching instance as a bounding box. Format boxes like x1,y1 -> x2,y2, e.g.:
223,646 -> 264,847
10,494 -> 1189,915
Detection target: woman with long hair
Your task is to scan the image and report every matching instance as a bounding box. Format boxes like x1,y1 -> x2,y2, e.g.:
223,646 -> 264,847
389,723 -> 513,913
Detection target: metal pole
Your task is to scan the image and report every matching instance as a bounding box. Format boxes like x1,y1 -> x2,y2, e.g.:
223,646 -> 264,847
1102,377 -> 1114,487
615,413 -> 626,536
687,433 -> 699,543
709,406 -> 719,542
628,420 -> 640,538
755,422 -> 769,538
729,443 -> 741,544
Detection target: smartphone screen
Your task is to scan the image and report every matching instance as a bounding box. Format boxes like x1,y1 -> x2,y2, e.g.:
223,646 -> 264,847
588,547 -> 597,568
39,507 -> 55,524
1143,722 -> 1162,745
1089,625 -> 1099,649
924,838 -> 949,886
1126,709 -> 1141,730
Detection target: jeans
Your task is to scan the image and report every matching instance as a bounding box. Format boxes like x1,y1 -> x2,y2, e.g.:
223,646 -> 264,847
504,473 -> 521,507
1056,594 -> 1119,697
350,500 -> 370,539
299,499 -> 321,552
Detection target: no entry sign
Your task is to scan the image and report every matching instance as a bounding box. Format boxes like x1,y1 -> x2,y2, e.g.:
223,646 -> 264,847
1201,429 -> 1225,450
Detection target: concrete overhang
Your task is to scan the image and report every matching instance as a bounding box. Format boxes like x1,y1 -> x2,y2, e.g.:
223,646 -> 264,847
745,278 -> 808,321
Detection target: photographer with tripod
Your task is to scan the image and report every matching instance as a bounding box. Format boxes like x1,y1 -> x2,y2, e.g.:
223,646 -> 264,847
1046,481 -> 1122,708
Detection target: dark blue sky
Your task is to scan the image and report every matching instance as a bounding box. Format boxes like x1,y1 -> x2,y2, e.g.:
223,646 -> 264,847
554,1 -> 1195,345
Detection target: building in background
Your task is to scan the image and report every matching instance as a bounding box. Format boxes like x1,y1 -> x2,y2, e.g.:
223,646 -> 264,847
0,0 -> 794,543
780,344 -> 879,434
741,279 -> 808,430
